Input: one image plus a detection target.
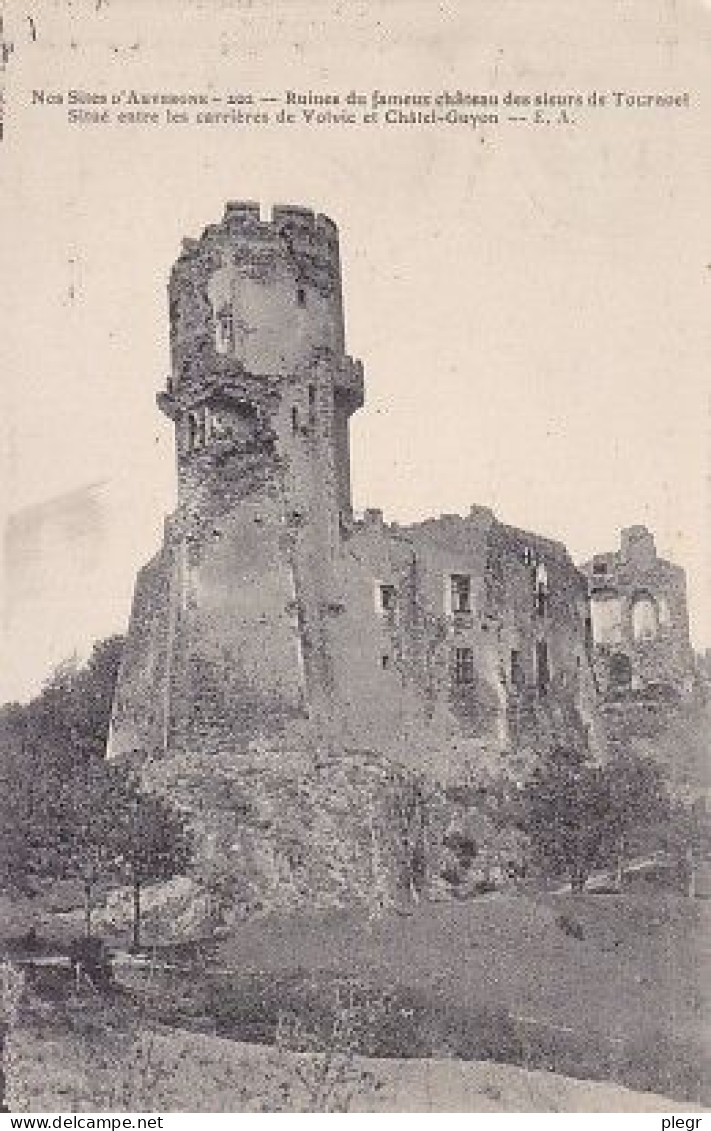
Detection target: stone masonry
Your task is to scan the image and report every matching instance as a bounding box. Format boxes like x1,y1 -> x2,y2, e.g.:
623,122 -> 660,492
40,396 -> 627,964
107,204 -> 692,777
580,526 -> 694,698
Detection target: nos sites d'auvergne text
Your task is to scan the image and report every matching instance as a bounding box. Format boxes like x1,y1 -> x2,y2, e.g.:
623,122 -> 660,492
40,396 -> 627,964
32,86 -> 691,128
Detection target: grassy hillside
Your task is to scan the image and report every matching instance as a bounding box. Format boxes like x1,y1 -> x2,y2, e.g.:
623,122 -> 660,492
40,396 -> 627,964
7,1011 -> 703,1113
4,890 -> 708,1103
124,892 -> 708,1103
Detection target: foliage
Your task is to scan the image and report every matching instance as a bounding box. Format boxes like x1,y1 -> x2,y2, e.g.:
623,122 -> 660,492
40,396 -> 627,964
119,784 -> 193,950
385,770 -> 428,902
271,1004 -> 382,1112
1,962 -> 26,1112
514,747 -> 611,890
513,746 -> 672,891
41,635 -> 125,763
656,795 -> 711,896
0,637 -> 125,893
0,636 -> 191,942
54,756 -> 136,936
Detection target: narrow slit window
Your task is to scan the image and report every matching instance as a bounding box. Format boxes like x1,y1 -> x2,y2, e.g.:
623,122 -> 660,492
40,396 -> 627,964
510,649 -> 524,690
199,406 -> 209,447
535,640 -> 550,695
535,562 -> 548,618
216,304 -> 234,353
297,286 -> 306,307
291,406 -> 299,433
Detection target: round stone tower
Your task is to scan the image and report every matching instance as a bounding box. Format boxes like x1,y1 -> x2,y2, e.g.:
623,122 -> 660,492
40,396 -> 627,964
159,202 -> 363,527
111,203 -> 365,758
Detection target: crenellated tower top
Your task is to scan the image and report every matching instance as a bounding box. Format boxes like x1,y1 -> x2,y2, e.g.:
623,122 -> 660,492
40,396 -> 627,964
164,202 -> 350,393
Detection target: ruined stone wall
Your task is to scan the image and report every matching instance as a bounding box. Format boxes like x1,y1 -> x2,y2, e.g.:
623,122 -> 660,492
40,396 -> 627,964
320,506 -> 596,773
403,510 -> 504,755
111,201 -> 600,777
492,523 -> 599,758
108,546 -> 173,759
169,203 -> 345,392
327,510 -> 428,756
166,498 -> 309,754
110,204 -> 366,760
106,201 -> 622,920
326,506 -> 505,770
581,526 -> 694,697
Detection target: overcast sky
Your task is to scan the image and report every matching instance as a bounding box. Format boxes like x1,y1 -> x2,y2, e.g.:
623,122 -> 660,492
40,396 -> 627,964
1,0 -> 709,701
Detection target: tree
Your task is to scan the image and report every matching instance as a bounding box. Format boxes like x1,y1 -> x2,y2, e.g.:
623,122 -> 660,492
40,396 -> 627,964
0,638 -> 126,927
40,635 -> 124,764
119,783 -> 193,951
605,752 -> 669,887
386,771 -> 428,903
514,745 -> 678,893
658,795 -> 711,897
0,700 -> 78,895
0,637 -> 193,948
56,755 -> 134,938
0,705 -> 37,894
515,746 -> 615,892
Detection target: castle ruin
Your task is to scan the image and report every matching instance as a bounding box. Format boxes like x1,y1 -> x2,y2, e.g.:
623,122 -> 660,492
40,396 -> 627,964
108,203 -> 694,773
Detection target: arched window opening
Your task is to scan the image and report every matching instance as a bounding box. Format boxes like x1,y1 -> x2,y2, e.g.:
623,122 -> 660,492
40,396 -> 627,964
631,593 -> 658,642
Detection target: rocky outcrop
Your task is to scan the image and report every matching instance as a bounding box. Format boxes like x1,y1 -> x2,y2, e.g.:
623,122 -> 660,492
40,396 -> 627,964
130,745 -> 524,930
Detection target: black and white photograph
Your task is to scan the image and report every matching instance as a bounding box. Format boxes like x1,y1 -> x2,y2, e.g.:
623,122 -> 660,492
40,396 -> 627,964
0,0 -> 709,1116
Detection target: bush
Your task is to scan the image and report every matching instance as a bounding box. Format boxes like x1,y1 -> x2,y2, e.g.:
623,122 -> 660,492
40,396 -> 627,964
68,937 -> 114,992
557,913 -> 585,940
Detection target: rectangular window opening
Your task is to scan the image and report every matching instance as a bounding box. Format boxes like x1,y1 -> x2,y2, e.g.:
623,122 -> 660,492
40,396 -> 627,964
510,649 -> 524,690
454,647 -> 475,686
377,583 -> 398,625
450,573 -> 472,615
187,408 -> 209,451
